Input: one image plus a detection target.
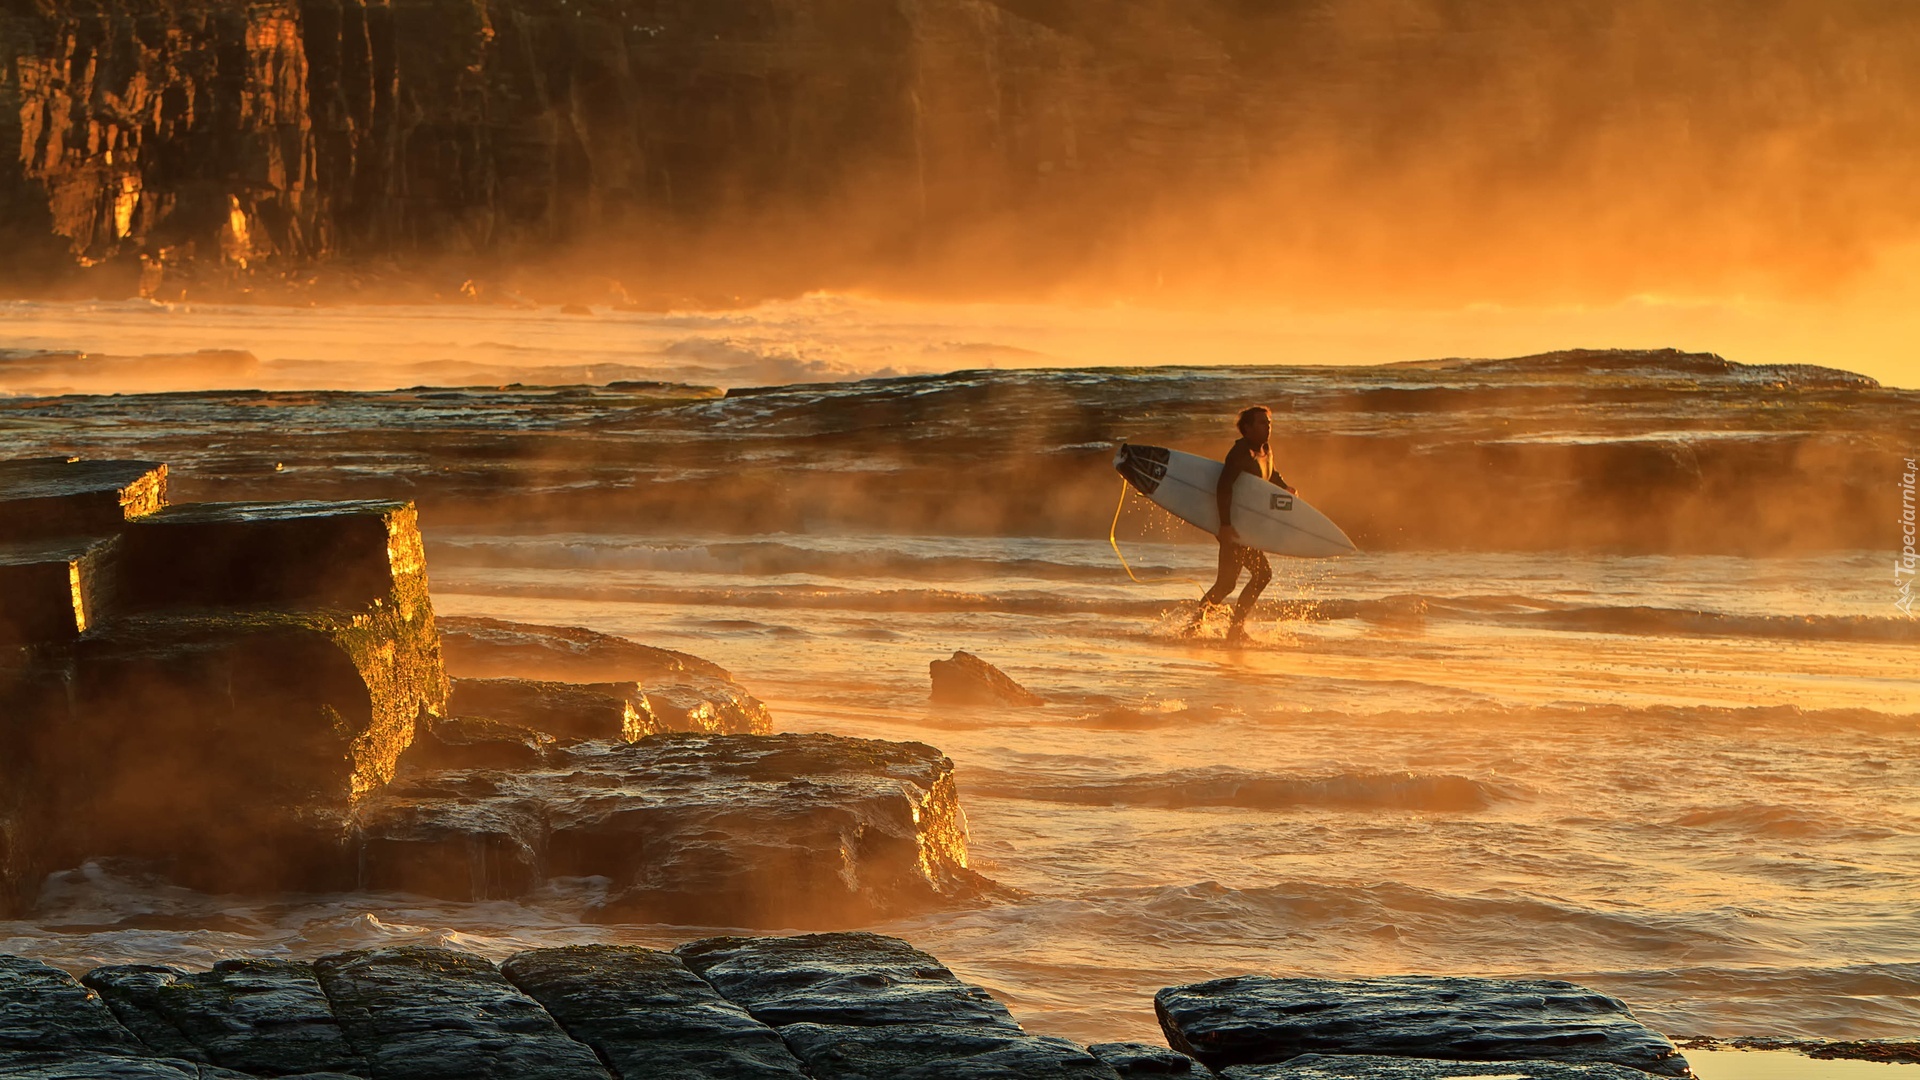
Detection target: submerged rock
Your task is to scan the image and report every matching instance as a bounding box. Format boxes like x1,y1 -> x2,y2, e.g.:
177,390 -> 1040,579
313,947 -> 610,1080
82,960 -> 363,1077
360,733 -> 992,925
930,651 -> 1045,707
1222,1054 -> 1664,1079
1155,976 -> 1691,1077
0,459 -> 167,543
501,945 -> 806,1079
677,933 -> 1119,1080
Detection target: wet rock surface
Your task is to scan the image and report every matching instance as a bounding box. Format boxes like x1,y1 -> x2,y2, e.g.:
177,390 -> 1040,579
448,677 -> 650,742
0,942 -> 1699,1080
501,945 -> 806,1079
676,933 -> 1119,1079
929,651 -> 1046,707
313,947 -> 609,1080
440,617 -> 773,739
1222,1054 -> 1664,1079
438,617 -> 731,683
1156,976 -> 1692,1077
83,961 -> 363,1076
362,734 -> 989,924
1089,1041 -> 1200,1075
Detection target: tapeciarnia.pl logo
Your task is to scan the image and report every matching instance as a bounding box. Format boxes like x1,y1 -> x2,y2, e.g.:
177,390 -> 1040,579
1898,455 -> 1916,616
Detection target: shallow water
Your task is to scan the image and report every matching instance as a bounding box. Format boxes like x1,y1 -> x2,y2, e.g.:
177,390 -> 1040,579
1,302 -> 1916,1070
4,529 -> 1914,1054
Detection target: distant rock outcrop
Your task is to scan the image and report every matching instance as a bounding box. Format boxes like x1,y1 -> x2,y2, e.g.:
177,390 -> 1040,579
1155,975 -> 1692,1077
930,650 -> 1046,707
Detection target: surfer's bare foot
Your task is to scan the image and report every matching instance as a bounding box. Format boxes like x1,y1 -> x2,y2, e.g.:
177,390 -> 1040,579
1225,623 -> 1250,644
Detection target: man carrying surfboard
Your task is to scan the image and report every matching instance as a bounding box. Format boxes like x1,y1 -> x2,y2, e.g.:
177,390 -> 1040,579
1190,405 -> 1293,640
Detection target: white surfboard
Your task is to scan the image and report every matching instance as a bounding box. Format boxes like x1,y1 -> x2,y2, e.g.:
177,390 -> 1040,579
1113,444 -> 1357,557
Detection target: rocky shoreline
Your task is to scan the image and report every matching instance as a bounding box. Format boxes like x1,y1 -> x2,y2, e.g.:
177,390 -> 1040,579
0,454 -> 1905,1076
0,933 -> 1704,1080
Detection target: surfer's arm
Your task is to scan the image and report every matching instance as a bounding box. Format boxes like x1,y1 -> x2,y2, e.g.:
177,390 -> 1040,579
1217,446 -> 1247,530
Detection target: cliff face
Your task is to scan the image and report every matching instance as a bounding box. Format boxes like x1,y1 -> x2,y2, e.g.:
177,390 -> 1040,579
3,0 -> 1917,300
0,0 -> 1155,296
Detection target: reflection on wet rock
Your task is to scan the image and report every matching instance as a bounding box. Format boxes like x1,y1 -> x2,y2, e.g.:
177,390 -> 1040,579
313,947 -> 610,1080
83,961 -> 363,1076
1156,975 -> 1692,1077
500,945 -> 807,1079
676,933 -> 1121,1079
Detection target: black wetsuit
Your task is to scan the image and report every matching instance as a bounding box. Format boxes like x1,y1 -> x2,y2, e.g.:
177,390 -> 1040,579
1197,436 -> 1288,627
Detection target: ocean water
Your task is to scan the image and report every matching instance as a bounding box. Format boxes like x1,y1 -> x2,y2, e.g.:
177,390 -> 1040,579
1,300 -> 1917,1069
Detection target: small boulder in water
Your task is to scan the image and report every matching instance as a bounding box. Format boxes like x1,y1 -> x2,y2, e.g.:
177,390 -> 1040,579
930,651 -> 1045,707
1154,975 -> 1691,1077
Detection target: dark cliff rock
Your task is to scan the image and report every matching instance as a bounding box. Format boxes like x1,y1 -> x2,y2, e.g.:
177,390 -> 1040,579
1222,1055 -> 1664,1079
82,961 -> 363,1077
0,459 -> 166,542
359,733 -> 992,925
313,947 -> 609,1080
0,0 -> 1225,297
930,650 -> 1045,707
1155,976 -> 1692,1077
676,933 -> 1121,1079
0,536 -> 120,645
0,467 -> 448,908
500,945 -> 806,1079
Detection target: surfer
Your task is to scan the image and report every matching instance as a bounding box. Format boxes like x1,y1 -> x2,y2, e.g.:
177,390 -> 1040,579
1189,405 -> 1293,641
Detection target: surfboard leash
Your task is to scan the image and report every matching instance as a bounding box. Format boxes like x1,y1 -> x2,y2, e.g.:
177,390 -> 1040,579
1108,478 -> 1203,586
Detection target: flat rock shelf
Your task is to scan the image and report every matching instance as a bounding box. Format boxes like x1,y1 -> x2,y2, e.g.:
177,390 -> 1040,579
0,938 -> 1717,1080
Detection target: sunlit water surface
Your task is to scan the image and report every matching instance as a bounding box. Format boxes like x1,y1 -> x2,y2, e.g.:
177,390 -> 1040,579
5,531 -> 1914,1063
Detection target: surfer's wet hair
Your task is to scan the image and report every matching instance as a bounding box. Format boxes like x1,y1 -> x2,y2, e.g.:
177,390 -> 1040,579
1236,405 -> 1272,433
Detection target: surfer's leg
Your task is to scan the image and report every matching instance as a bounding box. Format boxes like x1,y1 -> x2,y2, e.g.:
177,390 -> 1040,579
1227,548 -> 1273,634
1189,542 -> 1242,631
